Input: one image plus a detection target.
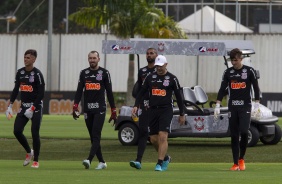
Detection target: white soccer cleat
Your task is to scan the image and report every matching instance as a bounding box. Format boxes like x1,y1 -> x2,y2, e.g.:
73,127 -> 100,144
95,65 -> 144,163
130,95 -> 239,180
82,159 -> 90,169
23,149 -> 34,166
95,162 -> 107,170
31,161 -> 39,168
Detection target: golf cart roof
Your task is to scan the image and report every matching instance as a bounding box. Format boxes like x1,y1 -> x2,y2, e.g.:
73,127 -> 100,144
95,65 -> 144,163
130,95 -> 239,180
102,38 -> 255,56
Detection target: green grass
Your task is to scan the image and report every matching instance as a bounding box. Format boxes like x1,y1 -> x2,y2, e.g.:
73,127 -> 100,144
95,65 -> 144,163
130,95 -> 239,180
0,114 -> 118,139
0,115 -> 282,184
1,161 -> 282,184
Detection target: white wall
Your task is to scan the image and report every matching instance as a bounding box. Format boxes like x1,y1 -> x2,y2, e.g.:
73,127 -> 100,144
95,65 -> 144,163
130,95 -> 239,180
1,33 -> 282,93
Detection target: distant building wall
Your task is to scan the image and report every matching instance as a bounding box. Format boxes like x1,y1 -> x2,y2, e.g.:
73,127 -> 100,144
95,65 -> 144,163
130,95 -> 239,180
1,33 -> 282,93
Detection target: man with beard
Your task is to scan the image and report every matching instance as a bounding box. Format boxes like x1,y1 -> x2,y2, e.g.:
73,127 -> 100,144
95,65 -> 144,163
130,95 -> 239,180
132,55 -> 185,171
130,48 -> 158,169
72,51 -> 117,170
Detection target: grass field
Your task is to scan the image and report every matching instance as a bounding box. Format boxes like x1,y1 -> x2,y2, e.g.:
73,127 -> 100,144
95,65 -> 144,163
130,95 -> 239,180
1,115 -> 282,184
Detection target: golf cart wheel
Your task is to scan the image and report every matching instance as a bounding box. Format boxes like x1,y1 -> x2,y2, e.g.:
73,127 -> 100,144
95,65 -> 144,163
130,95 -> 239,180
118,123 -> 139,146
248,125 -> 259,147
260,124 -> 282,145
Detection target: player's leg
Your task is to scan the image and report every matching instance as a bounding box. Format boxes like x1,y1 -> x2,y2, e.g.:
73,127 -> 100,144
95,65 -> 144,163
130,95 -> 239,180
136,107 -> 149,162
86,112 -> 106,169
238,107 -> 251,170
13,114 -> 32,166
229,107 -> 240,170
84,113 -> 94,144
157,107 -> 173,171
82,112 -> 94,169
129,107 -> 149,169
30,106 -> 43,168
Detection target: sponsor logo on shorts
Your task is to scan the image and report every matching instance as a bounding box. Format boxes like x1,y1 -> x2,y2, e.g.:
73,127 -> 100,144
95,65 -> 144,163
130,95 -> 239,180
232,100 -> 244,106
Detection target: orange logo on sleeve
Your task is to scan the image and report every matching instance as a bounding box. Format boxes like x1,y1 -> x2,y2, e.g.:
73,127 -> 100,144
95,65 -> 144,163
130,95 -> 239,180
231,82 -> 246,89
85,83 -> 101,90
152,89 -> 166,96
20,85 -> 33,92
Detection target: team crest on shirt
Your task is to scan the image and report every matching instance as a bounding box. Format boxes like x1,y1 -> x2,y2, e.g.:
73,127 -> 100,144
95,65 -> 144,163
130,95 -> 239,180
241,73 -> 247,79
96,70 -> 103,80
30,71 -> 34,75
85,70 -> 90,74
96,74 -> 102,80
242,68 -> 247,73
20,70 -> 25,74
152,75 -> 157,78
165,75 -> 170,80
142,68 -> 147,72
163,79 -> 170,86
29,76 -> 34,83
230,70 -> 234,73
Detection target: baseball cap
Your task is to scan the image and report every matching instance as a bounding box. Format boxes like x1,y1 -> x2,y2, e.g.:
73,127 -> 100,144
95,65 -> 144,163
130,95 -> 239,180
154,55 -> 167,66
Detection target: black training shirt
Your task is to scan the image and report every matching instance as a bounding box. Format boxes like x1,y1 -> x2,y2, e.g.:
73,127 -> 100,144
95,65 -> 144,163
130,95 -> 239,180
135,71 -> 184,115
137,66 -> 156,106
10,67 -> 45,110
74,67 -> 115,112
217,65 -> 260,107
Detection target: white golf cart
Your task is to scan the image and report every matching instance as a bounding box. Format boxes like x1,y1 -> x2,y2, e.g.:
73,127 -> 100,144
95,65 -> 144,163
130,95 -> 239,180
102,39 -> 281,147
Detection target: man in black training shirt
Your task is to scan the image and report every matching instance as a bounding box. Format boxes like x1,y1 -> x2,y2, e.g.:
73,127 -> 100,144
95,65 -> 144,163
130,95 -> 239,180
132,55 -> 185,171
73,51 -> 117,170
214,48 -> 260,171
130,48 -> 157,169
6,49 -> 45,168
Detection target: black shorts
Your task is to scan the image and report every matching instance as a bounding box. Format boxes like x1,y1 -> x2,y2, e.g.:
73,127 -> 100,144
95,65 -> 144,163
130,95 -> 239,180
228,106 -> 251,136
148,107 -> 173,135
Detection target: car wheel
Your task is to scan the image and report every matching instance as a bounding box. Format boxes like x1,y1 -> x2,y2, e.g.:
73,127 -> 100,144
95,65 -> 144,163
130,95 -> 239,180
260,124 -> 282,145
248,125 -> 259,147
118,123 -> 139,146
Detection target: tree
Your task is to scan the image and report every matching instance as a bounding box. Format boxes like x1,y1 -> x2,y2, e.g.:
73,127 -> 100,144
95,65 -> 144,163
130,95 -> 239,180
69,0 -> 187,105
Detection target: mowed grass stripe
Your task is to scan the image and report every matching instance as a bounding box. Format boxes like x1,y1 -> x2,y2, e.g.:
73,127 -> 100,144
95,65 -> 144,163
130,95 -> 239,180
1,161 -> 282,184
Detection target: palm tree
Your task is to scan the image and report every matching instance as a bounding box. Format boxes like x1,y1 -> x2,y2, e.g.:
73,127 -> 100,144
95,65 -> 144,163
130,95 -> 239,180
69,0 -> 187,105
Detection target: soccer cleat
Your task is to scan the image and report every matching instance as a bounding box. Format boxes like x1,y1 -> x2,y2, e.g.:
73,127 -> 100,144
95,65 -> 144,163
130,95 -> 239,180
162,156 -> 171,171
239,159 -> 246,171
129,161 -> 142,169
23,149 -> 34,166
155,164 -> 162,171
95,162 -> 107,170
82,159 -> 90,169
230,164 -> 240,171
31,161 -> 39,168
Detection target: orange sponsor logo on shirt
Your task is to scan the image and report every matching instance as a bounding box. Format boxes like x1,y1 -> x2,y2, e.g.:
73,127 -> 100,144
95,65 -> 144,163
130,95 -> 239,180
231,82 -> 246,89
20,85 -> 33,92
85,83 -> 100,90
152,89 -> 166,96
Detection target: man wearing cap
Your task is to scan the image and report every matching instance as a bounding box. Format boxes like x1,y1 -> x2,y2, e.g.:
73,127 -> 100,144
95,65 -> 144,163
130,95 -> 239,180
132,55 -> 185,171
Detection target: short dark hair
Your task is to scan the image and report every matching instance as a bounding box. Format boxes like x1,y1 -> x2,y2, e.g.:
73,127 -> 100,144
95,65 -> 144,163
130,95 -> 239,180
229,48 -> 242,60
25,49 -> 37,58
89,51 -> 100,58
147,48 -> 157,54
